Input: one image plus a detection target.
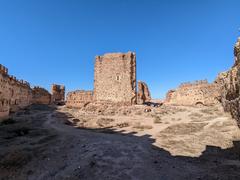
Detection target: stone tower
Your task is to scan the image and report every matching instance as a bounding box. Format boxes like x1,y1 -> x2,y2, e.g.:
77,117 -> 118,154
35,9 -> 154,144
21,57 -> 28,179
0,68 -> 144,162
94,52 -> 137,105
51,84 -> 65,103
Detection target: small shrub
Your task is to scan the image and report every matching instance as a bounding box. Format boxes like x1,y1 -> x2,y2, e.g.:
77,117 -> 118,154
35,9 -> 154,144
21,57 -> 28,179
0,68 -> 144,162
154,116 -> 162,124
133,122 -> 153,130
72,118 -> 80,123
203,116 -> 218,121
135,111 -> 143,115
200,109 -> 214,115
117,122 -> 130,128
189,112 -> 203,118
96,118 -> 114,127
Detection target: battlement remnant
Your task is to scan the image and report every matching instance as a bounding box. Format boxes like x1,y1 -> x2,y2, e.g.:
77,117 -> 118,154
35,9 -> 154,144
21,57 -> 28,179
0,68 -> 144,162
0,64 -> 8,75
0,64 -> 32,120
179,80 -> 208,88
0,64 -> 55,120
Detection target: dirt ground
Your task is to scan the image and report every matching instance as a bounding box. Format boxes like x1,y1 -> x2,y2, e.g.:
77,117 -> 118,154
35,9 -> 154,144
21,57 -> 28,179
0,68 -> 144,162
1,104 -> 240,180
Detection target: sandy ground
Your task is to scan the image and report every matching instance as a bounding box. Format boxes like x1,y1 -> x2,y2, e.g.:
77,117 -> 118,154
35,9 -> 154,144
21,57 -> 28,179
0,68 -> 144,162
1,104 -> 240,180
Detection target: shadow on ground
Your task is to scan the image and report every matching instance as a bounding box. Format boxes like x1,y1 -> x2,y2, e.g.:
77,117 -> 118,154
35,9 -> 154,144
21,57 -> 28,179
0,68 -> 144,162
0,104 -> 240,180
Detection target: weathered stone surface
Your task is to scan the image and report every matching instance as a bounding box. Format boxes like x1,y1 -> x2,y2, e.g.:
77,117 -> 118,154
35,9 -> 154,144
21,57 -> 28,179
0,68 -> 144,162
32,86 -> 52,105
51,84 -> 65,104
137,81 -> 151,104
0,64 -> 32,120
93,52 -> 137,105
66,90 -> 93,108
216,37 -> 240,126
165,80 -> 221,106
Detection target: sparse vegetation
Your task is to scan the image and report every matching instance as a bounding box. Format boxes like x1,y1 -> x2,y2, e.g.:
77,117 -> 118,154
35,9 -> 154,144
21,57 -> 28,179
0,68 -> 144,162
116,122 -> 130,128
200,108 -> 214,115
135,111 -> 143,115
154,116 -> 162,124
189,112 -> 203,118
203,115 -> 218,121
72,118 -> 80,123
133,122 -> 153,130
96,118 -> 115,127
160,123 -> 208,135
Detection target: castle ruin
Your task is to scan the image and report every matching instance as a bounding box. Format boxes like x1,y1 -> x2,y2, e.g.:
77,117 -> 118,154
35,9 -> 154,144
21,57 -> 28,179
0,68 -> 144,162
66,52 -> 154,107
165,80 -> 221,106
1,38 -> 240,127
0,64 -> 64,120
0,65 -> 32,120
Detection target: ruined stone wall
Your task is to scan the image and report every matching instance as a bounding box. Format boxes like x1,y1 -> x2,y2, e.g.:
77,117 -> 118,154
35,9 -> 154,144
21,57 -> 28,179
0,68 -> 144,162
51,84 -> 65,103
165,80 -> 221,106
0,65 -> 32,120
137,81 -> 151,104
94,52 -> 137,105
32,86 -> 52,105
66,90 -> 93,108
216,37 -> 240,126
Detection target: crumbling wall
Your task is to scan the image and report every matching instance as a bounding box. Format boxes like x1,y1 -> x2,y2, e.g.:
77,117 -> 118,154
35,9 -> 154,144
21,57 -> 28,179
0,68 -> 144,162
32,86 -> 52,105
94,52 -> 137,105
66,90 -> 93,108
165,80 -> 221,106
137,81 -> 151,104
51,84 -> 65,103
216,37 -> 240,126
0,65 -> 32,120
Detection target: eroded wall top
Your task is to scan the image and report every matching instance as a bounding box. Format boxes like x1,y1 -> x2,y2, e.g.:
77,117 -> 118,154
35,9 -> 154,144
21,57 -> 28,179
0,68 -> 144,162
165,80 -> 221,106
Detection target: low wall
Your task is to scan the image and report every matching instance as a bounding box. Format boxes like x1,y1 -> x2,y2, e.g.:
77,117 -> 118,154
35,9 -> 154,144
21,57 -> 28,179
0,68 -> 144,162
66,90 -> 93,108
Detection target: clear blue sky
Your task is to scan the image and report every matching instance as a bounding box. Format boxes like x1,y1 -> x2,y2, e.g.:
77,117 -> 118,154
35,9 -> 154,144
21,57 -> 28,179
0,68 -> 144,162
0,0 -> 239,99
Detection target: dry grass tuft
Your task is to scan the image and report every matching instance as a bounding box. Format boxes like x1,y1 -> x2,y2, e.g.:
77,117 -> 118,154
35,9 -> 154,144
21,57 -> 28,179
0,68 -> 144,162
200,108 -> 214,115
96,118 -> 115,127
116,122 -> 130,128
154,116 -> 162,124
189,112 -> 203,118
133,122 -> 153,130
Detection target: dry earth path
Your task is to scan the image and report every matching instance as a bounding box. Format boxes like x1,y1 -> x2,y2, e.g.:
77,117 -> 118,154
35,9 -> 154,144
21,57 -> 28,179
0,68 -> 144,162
1,105 -> 240,180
